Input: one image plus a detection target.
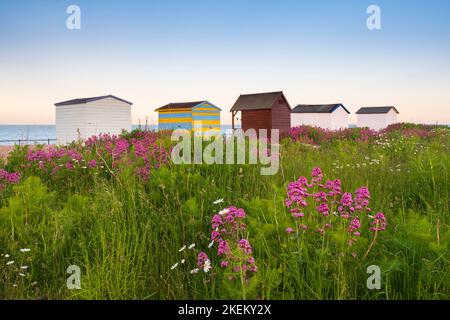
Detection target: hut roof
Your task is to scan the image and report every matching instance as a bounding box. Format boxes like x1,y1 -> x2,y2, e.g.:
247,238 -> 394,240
356,106 -> 399,114
292,104 -> 350,114
55,95 -> 133,106
231,91 -> 288,111
155,101 -> 221,111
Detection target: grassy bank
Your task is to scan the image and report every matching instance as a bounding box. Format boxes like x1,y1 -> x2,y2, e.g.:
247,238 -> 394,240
0,124 -> 449,299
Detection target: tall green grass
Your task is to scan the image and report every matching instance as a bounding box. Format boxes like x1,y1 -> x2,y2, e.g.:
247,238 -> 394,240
0,132 -> 449,299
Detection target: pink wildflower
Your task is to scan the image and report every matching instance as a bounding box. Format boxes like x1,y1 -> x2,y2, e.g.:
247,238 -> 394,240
370,212 -> 387,231
88,159 -> 97,168
197,252 -> 209,269
238,239 -> 253,255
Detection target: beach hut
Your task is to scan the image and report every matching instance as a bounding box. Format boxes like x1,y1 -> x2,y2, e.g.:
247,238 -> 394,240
356,106 -> 399,130
155,101 -> 221,133
54,95 -> 132,145
230,91 -> 291,133
291,104 -> 350,130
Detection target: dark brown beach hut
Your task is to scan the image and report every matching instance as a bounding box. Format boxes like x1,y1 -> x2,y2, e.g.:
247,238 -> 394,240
230,91 -> 291,133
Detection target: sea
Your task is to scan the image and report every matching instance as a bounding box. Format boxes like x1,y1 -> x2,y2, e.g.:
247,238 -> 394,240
0,124 -> 238,146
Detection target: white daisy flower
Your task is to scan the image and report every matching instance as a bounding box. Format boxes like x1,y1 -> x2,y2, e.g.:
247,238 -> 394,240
188,243 -> 195,250
203,259 -> 211,273
218,208 -> 230,216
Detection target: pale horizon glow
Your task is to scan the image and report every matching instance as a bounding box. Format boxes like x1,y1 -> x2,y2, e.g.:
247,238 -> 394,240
0,0 -> 449,125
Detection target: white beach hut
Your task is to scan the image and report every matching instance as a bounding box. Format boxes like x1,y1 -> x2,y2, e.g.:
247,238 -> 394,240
291,104 -> 350,130
356,106 -> 399,130
55,95 -> 132,145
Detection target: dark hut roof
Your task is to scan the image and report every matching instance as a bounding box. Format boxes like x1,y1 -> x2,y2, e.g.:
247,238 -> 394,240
292,104 -> 350,114
155,101 -> 207,111
55,95 -> 133,106
356,106 -> 399,114
230,91 -> 288,111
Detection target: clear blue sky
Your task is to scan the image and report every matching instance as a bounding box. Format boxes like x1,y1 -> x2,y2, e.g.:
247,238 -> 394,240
0,0 -> 449,124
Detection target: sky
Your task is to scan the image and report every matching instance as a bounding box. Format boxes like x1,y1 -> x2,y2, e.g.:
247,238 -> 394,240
0,0 -> 449,125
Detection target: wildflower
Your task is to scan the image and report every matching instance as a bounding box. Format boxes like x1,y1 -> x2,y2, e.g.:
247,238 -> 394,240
348,217 -> 361,237
340,192 -> 353,207
4,254 -> 10,258
292,212 -> 305,218
190,268 -> 199,274
211,230 -> 221,242
218,208 -> 230,216
181,259 -> 185,264
217,240 -> 230,257
220,260 -> 229,268
65,162 -> 74,170
88,159 -> 97,168
197,252 -> 209,269
0,169 -> 21,184
188,243 -> 195,250
286,227 -> 294,234
370,212 -> 387,231
238,239 -> 253,255
112,138 -> 130,158
317,203 -> 330,216
354,187 -> 370,209
311,167 -> 323,184
203,259 -> 212,273
211,215 -> 223,229
313,191 -> 328,203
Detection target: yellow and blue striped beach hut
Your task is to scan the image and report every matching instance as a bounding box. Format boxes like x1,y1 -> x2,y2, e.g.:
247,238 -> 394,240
155,101 -> 221,133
